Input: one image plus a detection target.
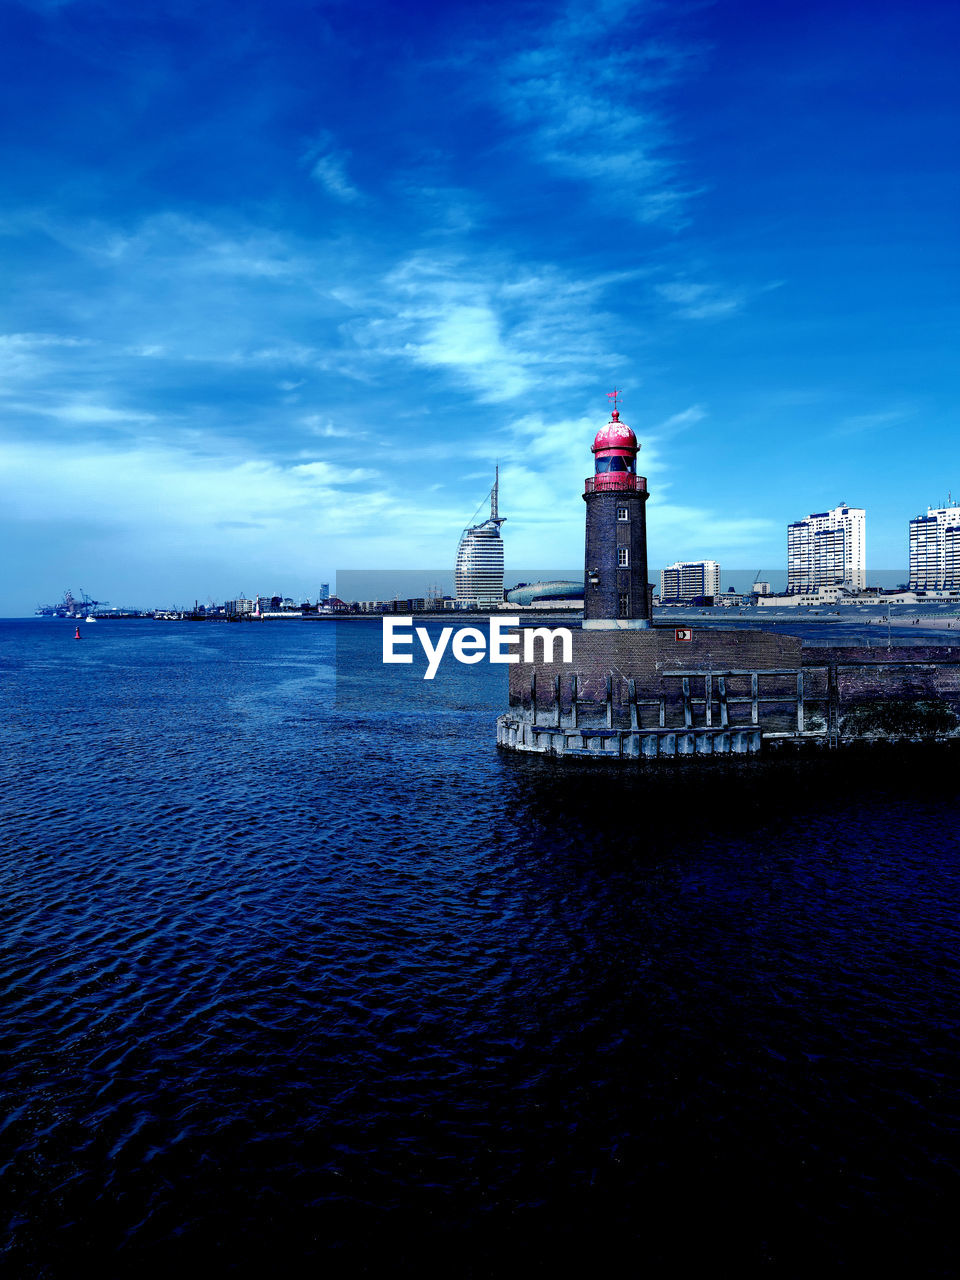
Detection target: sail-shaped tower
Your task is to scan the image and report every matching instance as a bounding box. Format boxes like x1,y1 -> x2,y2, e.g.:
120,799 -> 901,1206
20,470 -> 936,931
455,469 -> 506,606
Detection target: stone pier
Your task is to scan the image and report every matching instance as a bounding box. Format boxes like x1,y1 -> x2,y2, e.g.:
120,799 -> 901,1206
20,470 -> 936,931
496,627 -> 960,759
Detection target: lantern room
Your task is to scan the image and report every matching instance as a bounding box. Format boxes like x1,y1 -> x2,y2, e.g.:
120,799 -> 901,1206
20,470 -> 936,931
592,410 -> 638,476
586,393 -> 644,494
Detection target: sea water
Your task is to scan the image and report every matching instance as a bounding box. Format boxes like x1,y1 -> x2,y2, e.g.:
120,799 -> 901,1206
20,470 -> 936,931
3,618 -> 960,1273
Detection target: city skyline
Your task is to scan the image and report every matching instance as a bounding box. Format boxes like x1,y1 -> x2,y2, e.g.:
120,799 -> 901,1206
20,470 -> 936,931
2,0 -> 958,614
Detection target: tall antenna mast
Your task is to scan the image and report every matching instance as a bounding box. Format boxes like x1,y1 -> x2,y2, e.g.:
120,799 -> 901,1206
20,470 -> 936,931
491,464 -> 499,520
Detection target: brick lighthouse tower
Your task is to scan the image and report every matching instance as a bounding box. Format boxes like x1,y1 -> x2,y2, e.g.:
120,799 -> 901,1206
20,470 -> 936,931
583,390 -> 651,628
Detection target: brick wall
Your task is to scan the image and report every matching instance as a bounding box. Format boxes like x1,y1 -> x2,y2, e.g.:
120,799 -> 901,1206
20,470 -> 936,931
804,648 -> 960,721
507,628 -> 960,735
509,626 -> 806,731
802,646 -> 960,667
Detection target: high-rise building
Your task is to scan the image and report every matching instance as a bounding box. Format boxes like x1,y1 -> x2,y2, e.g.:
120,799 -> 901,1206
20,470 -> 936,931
320,583 -> 330,602
787,505 -> 865,593
909,505 -> 960,591
455,469 -> 506,606
660,560 -> 721,602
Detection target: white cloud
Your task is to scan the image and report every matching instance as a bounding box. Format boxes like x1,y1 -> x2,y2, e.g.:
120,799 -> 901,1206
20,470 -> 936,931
2,398 -> 159,427
0,437 -> 468,567
51,402 -> 158,425
0,332 -> 92,379
299,415 -> 359,438
353,252 -> 623,402
830,408 -> 913,438
489,0 -> 700,225
290,461 -> 378,483
311,155 -> 360,202
0,332 -> 88,349
656,281 -> 744,320
304,132 -> 361,203
651,405 -> 706,434
42,212 -> 305,282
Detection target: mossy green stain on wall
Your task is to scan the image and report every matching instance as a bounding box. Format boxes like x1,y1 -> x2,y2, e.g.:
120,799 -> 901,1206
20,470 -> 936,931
840,699 -> 959,738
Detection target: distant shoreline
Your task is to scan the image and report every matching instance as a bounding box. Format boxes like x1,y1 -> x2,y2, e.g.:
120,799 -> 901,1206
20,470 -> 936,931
13,608 -> 960,631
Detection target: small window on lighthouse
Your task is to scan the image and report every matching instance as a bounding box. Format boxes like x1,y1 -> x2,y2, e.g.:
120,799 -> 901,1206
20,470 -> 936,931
618,548 -> 629,567
617,507 -> 628,521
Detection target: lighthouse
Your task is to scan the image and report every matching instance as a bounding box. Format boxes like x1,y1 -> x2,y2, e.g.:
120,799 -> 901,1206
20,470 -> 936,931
497,389 -> 814,758
583,391 -> 651,628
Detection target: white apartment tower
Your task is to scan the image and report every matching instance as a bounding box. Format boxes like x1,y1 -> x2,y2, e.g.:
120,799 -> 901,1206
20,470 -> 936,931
787,504 -> 865,594
660,560 -> 721,602
909,505 -> 960,591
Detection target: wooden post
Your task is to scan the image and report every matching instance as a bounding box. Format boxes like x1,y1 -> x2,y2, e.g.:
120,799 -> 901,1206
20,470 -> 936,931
705,673 -> 713,727
628,678 -> 638,730
797,670 -> 804,734
606,674 -> 614,729
828,663 -> 838,747
718,675 -> 729,727
530,671 -> 537,726
751,672 -> 759,725
682,676 -> 692,728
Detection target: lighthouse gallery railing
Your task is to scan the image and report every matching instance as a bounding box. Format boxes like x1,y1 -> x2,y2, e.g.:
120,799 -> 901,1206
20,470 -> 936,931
583,474 -> 647,494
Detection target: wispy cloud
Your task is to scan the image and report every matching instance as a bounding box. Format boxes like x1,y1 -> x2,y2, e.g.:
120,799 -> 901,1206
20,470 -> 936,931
299,415 -> 358,438
651,405 -> 707,435
487,0 -> 702,225
0,333 -> 88,350
829,408 -> 914,438
39,212 -> 307,281
352,252 -> 625,402
0,332 -> 92,379
2,436 -> 464,565
290,460 -> 377,483
33,401 -> 158,425
304,132 -> 361,203
656,281 -> 744,320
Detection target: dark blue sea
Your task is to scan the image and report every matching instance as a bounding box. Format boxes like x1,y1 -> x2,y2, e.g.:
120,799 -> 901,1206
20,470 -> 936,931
4,617 -> 960,1275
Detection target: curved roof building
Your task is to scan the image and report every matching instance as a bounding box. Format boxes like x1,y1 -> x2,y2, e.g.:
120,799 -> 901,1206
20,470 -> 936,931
456,469 -> 506,606
505,580 -> 583,607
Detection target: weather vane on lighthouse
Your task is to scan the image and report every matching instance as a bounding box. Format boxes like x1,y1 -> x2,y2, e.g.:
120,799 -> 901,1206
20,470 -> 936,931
607,388 -> 622,418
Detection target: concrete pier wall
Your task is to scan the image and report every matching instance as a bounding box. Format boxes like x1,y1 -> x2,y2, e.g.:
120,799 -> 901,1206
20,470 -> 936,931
499,628 -> 960,758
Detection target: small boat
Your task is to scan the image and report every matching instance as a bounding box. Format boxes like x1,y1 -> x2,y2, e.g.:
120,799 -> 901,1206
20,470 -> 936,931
85,615 -> 97,622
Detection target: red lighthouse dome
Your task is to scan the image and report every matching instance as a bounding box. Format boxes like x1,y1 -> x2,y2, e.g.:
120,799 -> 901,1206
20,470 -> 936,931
592,409 -> 638,455
584,394 -> 646,496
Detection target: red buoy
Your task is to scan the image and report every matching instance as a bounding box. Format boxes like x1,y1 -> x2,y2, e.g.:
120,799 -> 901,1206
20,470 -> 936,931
75,627 -> 81,639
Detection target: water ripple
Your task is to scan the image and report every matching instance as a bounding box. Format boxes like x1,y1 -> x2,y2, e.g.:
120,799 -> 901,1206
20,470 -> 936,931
4,620 -> 960,1273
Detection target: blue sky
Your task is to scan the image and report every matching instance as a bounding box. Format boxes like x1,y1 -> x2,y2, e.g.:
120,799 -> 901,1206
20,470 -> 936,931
2,0 -> 958,611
